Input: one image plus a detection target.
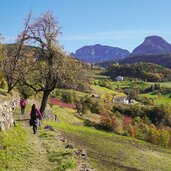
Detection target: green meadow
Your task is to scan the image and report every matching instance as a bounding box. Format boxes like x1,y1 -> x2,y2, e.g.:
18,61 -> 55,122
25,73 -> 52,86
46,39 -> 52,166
44,105 -> 171,171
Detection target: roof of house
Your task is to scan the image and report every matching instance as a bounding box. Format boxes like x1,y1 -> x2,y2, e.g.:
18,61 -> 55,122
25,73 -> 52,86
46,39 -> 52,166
113,96 -> 128,101
116,76 -> 123,78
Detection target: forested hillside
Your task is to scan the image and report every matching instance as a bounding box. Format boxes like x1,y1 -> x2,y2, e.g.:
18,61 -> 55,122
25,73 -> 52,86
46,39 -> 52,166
105,62 -> 171,81
120,53 -> 171,69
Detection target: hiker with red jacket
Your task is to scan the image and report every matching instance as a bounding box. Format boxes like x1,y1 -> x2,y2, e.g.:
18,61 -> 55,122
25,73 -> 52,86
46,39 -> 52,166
20,98 -> 26,115
29,104 -> 42,134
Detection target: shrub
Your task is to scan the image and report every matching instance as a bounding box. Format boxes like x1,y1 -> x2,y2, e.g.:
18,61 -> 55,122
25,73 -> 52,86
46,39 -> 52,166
0,71 -> 6,89
122,116 -> 132,131
146,125 -> 159,144
94,100 -> 107,114
99,116 -> 113,131
105,93 -> 113,102
53,89 -> 62,99
62,91 -> 74,103
52,89 -> 79,103
136,96 -> 154,105
113,118 -> 124,134
77,82 -> 90,93
128,126 -> 137,138
0,79 -> 6,89
84,119 -> 96,127
147,104 -> 171,125
158,129 -> 170,147
136,123 -> 149,141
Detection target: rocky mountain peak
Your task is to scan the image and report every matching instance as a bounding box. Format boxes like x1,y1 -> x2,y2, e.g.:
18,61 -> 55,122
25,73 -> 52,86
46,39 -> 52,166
72,44 -> 130,63
132,35 -> 171,55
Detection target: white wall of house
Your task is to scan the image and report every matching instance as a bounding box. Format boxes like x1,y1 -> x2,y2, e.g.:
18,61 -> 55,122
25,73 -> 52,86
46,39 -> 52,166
123,99 -> 129,104
116,76 -> 124,81
113,97 -> 129,104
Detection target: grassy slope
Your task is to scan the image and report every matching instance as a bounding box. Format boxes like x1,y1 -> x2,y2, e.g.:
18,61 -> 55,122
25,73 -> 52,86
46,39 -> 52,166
144,82 -> 171,88
141,82 -> 171,105
113,81 -> 149,90
0,124 -> 34,171
143,93 -> 171,105
1,69 -> 171,170
91,85 -> 124,97
46,105 -> 171,171
0,99 -> 171,170
0,107 -> 78,171
159,82 -> 171,88
86,69 -> 109,80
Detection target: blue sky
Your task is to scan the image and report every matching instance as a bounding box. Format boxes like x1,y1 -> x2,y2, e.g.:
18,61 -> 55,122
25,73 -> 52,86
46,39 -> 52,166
1,0 -> 171,53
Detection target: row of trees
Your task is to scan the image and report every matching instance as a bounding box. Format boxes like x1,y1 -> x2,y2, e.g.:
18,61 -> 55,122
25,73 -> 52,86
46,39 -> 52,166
0,11 -> 88,113
100,114 -> 171,147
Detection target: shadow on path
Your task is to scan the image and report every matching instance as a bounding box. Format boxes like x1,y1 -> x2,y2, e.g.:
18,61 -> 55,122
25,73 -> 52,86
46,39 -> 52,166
15,118 -> 30,122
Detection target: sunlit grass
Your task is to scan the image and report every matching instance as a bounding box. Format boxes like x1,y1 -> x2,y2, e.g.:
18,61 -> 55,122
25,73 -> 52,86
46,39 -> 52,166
86,69 -> 109,80
143,93 -> 171,105
91,85 -> 124,97
48,105 -> 171,171
0,125 -> 34,170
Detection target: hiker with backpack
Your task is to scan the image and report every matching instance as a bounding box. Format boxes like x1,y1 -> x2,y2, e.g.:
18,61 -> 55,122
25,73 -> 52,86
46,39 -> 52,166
29,104 -> 42,134
20,97 -> 26,115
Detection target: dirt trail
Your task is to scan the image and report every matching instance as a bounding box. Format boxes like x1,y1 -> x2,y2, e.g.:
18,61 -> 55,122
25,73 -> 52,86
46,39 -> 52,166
14,108 -> 93,171
14,112 -> 52,171
25,125 -> 51,170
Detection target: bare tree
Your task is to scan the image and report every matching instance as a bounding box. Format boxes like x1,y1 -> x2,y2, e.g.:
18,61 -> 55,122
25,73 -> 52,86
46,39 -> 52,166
19,11 -> 88,113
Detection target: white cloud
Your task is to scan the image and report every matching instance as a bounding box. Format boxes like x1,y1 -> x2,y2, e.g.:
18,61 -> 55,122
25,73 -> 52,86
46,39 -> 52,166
60,30 -> 171,41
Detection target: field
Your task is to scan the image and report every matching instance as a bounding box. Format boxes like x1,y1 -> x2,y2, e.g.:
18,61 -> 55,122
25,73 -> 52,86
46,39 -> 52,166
157,82 -> 171,88
108,80 -> 171,105
86,69 -> 109,80
141,81 -> 171,105
44,105 -> 171,171
143,93 -> 171,105
91,85 -> 125,97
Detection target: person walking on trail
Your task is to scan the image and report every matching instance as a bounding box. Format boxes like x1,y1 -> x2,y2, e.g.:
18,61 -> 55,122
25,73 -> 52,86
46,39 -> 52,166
20,98 -> 26,115
30,104 -> 42,134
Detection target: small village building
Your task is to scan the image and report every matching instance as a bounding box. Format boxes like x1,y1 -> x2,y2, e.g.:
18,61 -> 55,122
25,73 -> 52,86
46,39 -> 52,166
116,76 -> 124,81
113,96 -> 129,104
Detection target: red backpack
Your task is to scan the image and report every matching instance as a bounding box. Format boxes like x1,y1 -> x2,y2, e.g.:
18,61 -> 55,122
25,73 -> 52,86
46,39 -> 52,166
21,99 -> 26,107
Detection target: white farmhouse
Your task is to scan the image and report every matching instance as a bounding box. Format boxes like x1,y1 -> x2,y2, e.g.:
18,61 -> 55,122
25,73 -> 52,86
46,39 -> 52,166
113,96 -> 129,104
116,76 -> 124,81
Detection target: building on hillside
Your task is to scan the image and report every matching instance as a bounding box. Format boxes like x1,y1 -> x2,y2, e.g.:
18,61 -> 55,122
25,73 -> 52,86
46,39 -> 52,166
116,76 -> 124,81
113,96 -> 129,104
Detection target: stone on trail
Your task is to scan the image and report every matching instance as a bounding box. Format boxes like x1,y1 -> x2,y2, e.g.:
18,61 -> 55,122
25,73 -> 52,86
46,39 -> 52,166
44,125 -> 55,132
65,144 -> 74,149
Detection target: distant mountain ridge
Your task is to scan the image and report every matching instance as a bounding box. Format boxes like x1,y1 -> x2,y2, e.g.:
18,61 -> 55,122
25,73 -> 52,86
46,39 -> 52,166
118,36 -> 171,68
71,35 -> 171,67
132,35 -> 171,55
71,44 -> 130,63
120,53 -> 171,69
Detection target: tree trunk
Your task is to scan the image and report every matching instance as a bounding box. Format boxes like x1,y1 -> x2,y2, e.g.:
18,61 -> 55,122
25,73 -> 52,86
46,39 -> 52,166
40,90 -> 51,115
7,83 -> 13,93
